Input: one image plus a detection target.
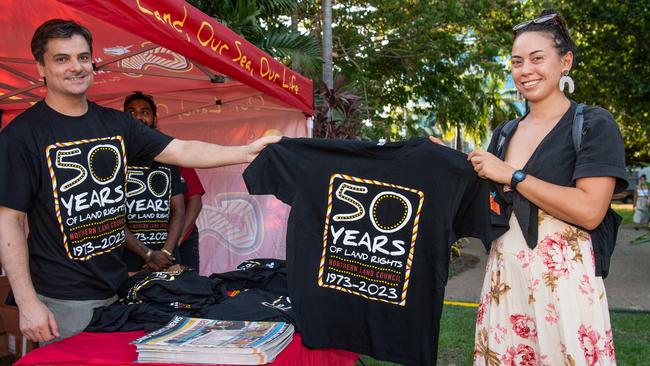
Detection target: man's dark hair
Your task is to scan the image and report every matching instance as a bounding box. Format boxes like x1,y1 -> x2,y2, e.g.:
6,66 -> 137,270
31,19 -> 93,64
513,9 -> 577,69
124,92 -> 158,127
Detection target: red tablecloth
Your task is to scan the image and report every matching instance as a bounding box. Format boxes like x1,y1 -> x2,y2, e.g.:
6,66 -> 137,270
14,331 -> 358,366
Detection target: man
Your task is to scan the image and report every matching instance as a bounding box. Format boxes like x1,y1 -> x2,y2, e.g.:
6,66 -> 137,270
123,92 -> 205,271
123,92 -> 186,272
0,19 -> 278,344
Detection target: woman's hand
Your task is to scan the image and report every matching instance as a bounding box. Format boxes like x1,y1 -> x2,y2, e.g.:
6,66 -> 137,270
467,150 -> 515,185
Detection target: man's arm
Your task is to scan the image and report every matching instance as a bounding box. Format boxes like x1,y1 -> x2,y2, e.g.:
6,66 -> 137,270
154,135 -> 281,168
0,206 -> 59,342
124,228 -> 171,271
163,194 -> 184,254
179,195 -> 202,244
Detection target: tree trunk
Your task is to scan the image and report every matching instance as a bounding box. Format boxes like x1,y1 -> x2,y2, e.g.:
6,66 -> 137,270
291,9 -> 299,29
322,0 -> 333,88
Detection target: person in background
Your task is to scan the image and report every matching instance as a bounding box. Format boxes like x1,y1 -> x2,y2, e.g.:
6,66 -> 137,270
123,91 -> 205,270
123,92 -> 186,272
468,9 -> 625,365
632,174 -> 649,228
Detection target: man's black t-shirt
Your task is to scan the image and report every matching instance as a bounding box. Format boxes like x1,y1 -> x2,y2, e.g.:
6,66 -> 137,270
243,137 -> 498,366
0,101 -> 172,300
123,162 -> 186,271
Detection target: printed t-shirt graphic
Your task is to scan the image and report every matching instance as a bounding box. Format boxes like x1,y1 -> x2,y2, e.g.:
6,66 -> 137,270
320,174 -> 423,305
244,137 -> 501,366
46,137 -> 128,260
123,163 -> 186,270
126,164 -> 175,245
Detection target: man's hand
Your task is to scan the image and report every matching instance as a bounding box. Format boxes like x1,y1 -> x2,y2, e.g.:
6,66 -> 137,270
20,298 -> 59,343
0,206 -> 58,343
428,136 -> 446,146
144,250 -> 173,271
246,135 -> 281,163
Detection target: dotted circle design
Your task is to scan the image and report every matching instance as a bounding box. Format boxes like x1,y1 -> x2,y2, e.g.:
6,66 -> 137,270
147,171 -> 169,198
88,146 -> 119,183
370,191 -> 412,233
372,193 -> 408,230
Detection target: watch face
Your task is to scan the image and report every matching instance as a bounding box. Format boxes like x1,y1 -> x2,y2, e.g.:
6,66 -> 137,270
513,170 -> 526,182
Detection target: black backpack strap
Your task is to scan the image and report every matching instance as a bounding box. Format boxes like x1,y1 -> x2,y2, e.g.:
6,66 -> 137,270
496,118 -> 519,159
572,103 -> 585,153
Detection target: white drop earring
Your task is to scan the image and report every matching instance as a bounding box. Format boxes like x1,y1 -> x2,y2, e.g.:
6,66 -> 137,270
559,70 -> 574,94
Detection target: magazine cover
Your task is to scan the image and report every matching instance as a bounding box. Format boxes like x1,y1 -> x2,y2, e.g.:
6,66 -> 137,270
133,316 -> 293,353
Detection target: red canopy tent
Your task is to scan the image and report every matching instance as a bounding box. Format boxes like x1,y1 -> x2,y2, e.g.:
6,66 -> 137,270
0,0 -> 313,274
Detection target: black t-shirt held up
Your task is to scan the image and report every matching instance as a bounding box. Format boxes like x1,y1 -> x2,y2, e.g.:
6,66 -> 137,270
0,101 -> 173,300
244,137 -> 502,366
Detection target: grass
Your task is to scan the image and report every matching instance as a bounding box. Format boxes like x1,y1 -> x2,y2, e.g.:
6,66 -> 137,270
611,311 -> 650,364
612,203 -> 634,224
358,305 -> 650,366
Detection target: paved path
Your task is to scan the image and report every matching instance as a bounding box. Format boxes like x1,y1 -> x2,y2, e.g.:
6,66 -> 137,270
445,225 -> 650,311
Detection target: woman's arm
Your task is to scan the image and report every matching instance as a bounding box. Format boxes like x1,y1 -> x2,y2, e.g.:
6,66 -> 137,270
468,150 -> 614,230
514,175 -> 614,230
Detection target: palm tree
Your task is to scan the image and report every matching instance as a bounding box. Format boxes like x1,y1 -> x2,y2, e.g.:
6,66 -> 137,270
321,0 -> 333,88
189,0 -> 321,74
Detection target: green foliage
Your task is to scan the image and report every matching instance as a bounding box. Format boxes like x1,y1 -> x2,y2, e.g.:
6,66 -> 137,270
188,0 -> 321,74
314,0 -> 649,158
259,27 -> 322,72
190,0 -> 649,160
629,232 -> 650,245
313,75 -> 364,139
321,1 -> 525,142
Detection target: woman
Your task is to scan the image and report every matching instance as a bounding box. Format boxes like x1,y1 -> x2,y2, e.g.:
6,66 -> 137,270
632,174 -> 649,227
469,9 -> 626,365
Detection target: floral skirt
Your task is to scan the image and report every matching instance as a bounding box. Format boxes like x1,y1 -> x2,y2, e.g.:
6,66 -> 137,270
473,212 -> 616,366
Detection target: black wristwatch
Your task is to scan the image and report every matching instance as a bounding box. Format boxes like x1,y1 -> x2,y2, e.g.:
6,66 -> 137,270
510,170 -> 527,191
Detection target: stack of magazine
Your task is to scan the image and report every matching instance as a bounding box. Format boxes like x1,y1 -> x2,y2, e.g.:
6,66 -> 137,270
132,316 -> 295,364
